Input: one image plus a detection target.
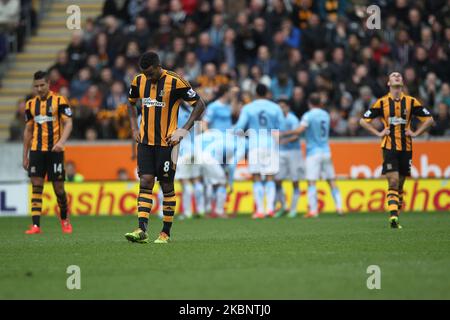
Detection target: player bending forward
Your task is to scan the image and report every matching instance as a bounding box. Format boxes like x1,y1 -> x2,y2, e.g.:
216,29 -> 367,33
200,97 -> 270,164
360,72 -> 434,229
125,51 -> 205,244
280,93 -> 343,218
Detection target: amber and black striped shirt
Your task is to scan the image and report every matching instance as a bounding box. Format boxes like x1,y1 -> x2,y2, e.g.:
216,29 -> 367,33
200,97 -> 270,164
363,93 -> 432,152
25,91 -> 72,152
128,69 -> 200,146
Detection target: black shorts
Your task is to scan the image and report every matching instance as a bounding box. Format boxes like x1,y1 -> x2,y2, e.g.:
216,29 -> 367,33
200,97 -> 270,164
28,151 -> 65,181
382,148 -> 412,176
137,144 -> 177,182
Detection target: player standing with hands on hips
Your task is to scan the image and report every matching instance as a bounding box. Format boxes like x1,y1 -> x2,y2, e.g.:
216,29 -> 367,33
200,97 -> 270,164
23,71 -> 73,234
360,72 -> 434,229
125,51 -> 205,244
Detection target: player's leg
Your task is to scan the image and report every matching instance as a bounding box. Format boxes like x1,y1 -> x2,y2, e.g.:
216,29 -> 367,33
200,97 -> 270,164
259,147 -> 279,217
264,175 -> 276,217
322,153 -> 343,215
382,149 -> 402,229
305,154 -> 320,217
287,150 -> 303,218
327,179 -> 343,215
26,176 -> 45,234
288,180 -> 300,218
154,145 -> 178,243
274,152 -> 288,217
398,175 -> 406,214
48,151 -> 72,232
274,180 -> 287,217
386,171 -> 401,228
25,151 -> 46,234
202,159 -> 227,217
192,177 -> 206,217
157,179 -> 176,243
397,151 -> 412,215
252,174 -> 265,218
180,179 -> 193,218
156,182 -> 164,219
125,144 -> 156,243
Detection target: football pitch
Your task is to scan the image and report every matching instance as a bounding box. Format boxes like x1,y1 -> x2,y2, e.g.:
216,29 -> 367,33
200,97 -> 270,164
0,212 -> 449,300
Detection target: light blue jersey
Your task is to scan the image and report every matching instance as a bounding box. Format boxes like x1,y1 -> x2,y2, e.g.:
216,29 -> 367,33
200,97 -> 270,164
203,99 -> 232,132
280,112 -> 301,151
193,130 -> 245,186
300,108 -> 331,156
233,99 -> 284,149
177,104 -> 194,157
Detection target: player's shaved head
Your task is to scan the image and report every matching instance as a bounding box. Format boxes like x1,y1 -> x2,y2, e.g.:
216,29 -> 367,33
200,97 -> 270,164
139,51 -> 160,70
255,83 -> 268,97
139,51 -> 162,82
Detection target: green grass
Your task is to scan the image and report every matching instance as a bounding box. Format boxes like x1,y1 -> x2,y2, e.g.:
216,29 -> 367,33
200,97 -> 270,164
0,212 -> 449,299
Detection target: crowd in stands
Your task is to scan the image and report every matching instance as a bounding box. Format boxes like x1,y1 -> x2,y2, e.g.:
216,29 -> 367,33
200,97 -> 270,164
8,0 -> 450,141
0,0 -> 36,62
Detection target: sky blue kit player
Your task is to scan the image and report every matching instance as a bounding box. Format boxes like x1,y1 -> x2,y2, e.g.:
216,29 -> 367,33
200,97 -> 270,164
203,99 -> 232,132
233,84 -> 284,218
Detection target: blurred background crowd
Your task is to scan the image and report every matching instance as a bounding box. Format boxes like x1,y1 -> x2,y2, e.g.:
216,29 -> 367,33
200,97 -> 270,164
7,0 -> 450,141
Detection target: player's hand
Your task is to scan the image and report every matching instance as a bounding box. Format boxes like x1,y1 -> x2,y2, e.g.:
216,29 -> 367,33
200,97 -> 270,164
22,156 -> 29,171
377,128 -> 390,137
166,129 -> 187,147
51,142 -> 64,152
405,129 -> 417,137
132,129 -> 140,143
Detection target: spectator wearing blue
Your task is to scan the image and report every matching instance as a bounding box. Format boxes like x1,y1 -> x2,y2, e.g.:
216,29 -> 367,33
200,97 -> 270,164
70,68 -> 92,100
255,45 -> 278,77
105,81 -> 127,110
195,32 -> 218,66
203,84 -> 237,132
271,71 -> 294,101
208,14 -> 227,48
281,18 -> 301,49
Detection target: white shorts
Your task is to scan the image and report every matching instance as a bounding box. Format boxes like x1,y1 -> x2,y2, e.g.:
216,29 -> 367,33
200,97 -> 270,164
200,162 -> 226,185
175,154 -> 201,180
305,152 -> 336,181
275,150 -> 305,181
248,147 -> 280,176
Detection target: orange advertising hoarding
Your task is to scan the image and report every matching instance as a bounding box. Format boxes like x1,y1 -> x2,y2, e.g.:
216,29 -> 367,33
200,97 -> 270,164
65,141 -> 450,180
32,179 -> 449,216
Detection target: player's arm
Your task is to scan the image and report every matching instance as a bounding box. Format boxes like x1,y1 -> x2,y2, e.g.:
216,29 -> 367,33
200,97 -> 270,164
280,124 -> 307,137
406,99 -> 435,137
280,134 -> 301,145
22,108 -> 34,170
128,76 -> 140,143
232,107 -> 249,136
201,102 -> 213,131
52,98 -> 73,152
167,82 -> 205,146
181,96 -> 206,132
359,99 -> 390,137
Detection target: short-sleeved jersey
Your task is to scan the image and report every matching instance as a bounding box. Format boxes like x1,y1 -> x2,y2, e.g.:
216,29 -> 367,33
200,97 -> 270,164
280,112 -> 301,151
177,103 -> 195,157
203,99 -> 232,132
25,91 -> 72,152
128,69 -> 200,146
234,99 -> 284,149
300,108 -> 331,156
362,93 -> 433,151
